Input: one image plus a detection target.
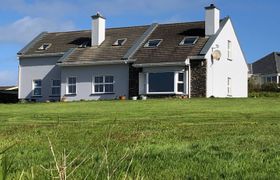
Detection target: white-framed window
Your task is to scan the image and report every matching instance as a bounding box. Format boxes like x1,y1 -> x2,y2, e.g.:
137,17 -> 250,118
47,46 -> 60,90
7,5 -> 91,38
113,38 -> 127,46
144,39 -> 162,48
227,77 -> 232,96
51,80 -> 61,96
38,43 -> 51,51
93,75 -> 114,94
179,36 -> 198,46
32,79 -> 42,96
146,72 -> 185,94
177,72 -> 185,93
227,40 -> 232,60
67,77 -> 76,95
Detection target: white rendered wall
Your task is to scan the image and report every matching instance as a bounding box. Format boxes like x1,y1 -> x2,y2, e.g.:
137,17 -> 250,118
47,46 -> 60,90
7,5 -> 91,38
205,19 -> 248,98
61,64 -> 129,101
18,57 -> 61,101
205,8 -> 220,36
92,18 -> 105,46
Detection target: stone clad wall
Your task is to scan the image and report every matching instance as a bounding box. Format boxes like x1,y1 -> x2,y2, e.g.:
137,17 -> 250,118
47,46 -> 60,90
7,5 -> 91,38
191,60 -> 207,97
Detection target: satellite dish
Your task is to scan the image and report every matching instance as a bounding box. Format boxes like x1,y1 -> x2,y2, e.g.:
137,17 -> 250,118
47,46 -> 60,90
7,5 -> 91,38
212,50 -> 222,60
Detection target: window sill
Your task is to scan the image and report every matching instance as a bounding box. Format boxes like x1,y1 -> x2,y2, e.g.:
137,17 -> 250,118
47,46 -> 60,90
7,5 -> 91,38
32,95 -> 42,98
90,93 -> 115,96
49,95 -> 60,98
64,94 -> 77,97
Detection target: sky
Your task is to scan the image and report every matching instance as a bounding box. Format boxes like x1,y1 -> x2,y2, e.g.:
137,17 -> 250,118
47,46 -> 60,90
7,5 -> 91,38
0,0 -> 279,86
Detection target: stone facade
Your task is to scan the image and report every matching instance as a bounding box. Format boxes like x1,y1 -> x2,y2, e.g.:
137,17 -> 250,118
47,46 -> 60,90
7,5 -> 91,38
191,60 -> 207,97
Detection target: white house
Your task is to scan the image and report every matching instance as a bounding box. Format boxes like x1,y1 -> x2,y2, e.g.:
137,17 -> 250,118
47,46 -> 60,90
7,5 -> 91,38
17,4 -> 248,102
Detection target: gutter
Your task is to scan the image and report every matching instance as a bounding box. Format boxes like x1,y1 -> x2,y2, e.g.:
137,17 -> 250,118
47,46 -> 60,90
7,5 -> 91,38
57,59 -> 136,67
18,52 -> 65,59
133,56 -> 205,68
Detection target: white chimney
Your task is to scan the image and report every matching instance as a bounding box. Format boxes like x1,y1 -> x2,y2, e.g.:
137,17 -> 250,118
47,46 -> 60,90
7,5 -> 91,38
205,4 -> 220,36
91,12 -> 106,47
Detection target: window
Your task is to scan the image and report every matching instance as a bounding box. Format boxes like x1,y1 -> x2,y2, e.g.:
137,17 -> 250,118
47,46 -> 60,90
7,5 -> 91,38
51,80 -> 61,96
227,40 -> 232,60
93,75 -> 114,93
113,38 -> 127,46
148,72 -> 174,93
271,76 -> 277,83
38,43 -> 51,50
177,73 -> 184,93
33,80 -> 42,96
67,77 -> 76,94
179,37 -> 198,45
227,77 -> 232,96
144,39 -> 162,47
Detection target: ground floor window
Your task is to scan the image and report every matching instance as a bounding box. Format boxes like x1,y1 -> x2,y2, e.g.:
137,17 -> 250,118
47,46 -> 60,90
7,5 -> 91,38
93,75 -> 114,93
148,72 -> 174,93
51,80 -> 61,96
67,77 -> 76,94
32,79 -> 42,96
147,72 -> 185,94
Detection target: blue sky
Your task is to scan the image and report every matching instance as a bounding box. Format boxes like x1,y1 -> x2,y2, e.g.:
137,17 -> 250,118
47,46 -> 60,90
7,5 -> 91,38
0,0 -> 279,85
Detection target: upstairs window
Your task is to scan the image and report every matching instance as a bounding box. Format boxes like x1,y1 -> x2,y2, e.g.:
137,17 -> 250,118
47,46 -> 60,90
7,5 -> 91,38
144,39 -> 162,48
38,43 -> 51,51
227,40 -> 232,60
179,37 -> 198,45
33,80 -> 42,96
113,38 -> 127,46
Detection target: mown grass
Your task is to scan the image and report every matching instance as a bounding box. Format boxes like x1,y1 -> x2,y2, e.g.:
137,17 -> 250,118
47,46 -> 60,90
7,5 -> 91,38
1,98 -> 280,179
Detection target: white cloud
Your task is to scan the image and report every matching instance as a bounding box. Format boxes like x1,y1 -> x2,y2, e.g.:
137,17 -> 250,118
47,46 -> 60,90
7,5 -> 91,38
0,16 -> 75,44
0,70 -> 17,86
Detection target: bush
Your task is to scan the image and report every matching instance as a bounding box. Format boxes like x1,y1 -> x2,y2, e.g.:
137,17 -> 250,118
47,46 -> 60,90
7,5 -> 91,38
249,91 -> 280,98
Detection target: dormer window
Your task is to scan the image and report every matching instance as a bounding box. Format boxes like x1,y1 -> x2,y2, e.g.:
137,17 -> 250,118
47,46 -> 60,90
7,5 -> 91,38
38,43 -> 51,50
144,39 -> 162,48
113,38 -> 127,46
179,37 -> 198,46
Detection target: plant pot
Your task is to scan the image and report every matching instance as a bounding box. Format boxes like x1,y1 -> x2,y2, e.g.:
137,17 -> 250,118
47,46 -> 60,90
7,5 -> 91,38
119,96 -> 126,100
132,96 -> 138,100
140,96 -> 147,100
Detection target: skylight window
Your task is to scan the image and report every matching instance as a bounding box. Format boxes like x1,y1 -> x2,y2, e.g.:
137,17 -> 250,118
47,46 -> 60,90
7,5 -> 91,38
113,38 -> 127,46
38,43 -> 51,50
144,39 -> 162,48
179,37 -> 198,46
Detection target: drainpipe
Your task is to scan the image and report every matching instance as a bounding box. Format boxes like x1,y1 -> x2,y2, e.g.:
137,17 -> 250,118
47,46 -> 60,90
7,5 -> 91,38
185,59 -> 191,98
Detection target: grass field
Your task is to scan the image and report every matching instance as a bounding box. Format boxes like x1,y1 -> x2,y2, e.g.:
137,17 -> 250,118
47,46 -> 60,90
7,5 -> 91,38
1,98 -> 280,179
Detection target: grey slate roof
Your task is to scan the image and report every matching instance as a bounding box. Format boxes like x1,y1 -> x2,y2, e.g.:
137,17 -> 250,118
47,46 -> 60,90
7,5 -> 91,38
60,25 -> 149,64
18,30 -> 92,56
132,21 -> 209,64
18,19 -> 223,65
252,52 -> 280,75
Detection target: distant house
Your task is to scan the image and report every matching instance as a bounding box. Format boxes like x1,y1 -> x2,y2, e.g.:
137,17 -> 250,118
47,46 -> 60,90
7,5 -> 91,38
0,86 -> 18,103
251,52 -> 280,84
17,4 -> 248,102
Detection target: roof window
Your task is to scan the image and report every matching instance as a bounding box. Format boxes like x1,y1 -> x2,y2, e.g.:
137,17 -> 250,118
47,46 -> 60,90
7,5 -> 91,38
179,37 -> 198,46
113,38 -> 127,46
38,43 -> 51,50
144,39 -> 162,48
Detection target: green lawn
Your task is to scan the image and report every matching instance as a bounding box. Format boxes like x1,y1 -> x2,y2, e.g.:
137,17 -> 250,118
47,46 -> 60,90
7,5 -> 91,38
1,98 -> 280,179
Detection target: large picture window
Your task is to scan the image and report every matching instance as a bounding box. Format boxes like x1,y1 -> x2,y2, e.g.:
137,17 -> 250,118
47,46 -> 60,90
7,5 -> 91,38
67,77 -> 76,94
93,75 -> 114,93
33,80 -> 42,96
148,72 -> 174,93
